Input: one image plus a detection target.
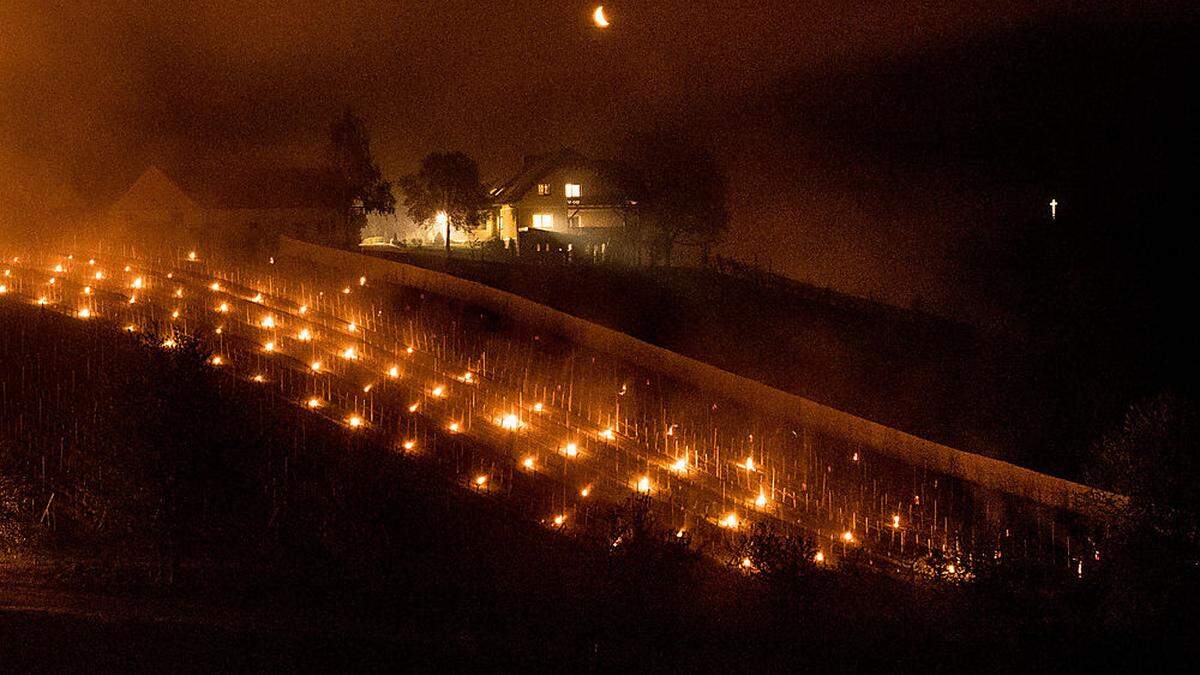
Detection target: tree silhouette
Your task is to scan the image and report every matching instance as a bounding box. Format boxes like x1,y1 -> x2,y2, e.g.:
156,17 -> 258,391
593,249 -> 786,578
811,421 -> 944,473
398,151 -> 490,255
327,108 -> 395,246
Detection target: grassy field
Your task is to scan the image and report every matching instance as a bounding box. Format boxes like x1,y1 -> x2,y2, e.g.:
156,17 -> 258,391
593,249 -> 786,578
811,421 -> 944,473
0,300 -> 1193,670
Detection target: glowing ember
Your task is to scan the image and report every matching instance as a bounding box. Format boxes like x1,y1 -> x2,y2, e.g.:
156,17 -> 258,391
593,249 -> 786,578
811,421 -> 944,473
362,384 -> 373,393
892,514 -> 902,529
216,302 -> 230,313
209,355 -> 224,366
474,475 -> 488,487
310,360 -> 322,372
252,293 -> 263,302
552,514 -> 565,527
521,456 -> 536,470
94,271 -> 104,280
431,385 -> 445,397
210,281 -> 221,292
532,402 -> 544,413
447,421 -> 460,433
388,366 -> 400,378
580,485 -> 591,497
407,402 -> 419,413
842,531 -> 855,543
54,264 -> 64,273
563,442 -> 579,457
251,374 -> 266,383
131,276 -> 143,289
500,413 -> 520,430
307,397 -> 322,409
342,287 -> 351,294
636,476 -> 651,494
170,309 -> 180,319
741,557 -> 754,569
402,440 -> 416,451
161,338 -> 178,349
124,324 -> 137,332
719,513 -> 739,529
187,251 -> 197,261
347,415 -> 364,428
174,288 -> 184,298
298,304 -> 308,314
405,346 -> 414,354
359,276 -> 367,286
76,308 -> 91,319
814,551 -> 825,563
37,297 -> 49,306
262,341 -> 276,352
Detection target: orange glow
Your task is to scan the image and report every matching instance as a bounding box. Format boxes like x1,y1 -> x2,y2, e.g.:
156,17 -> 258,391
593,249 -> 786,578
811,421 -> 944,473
593,5 -> 610,29
431,385 -> 445,397
814,551 -> 825,563
388,366 -> 400,378
260,315 -> 276,329
599,428 -> 615,441
402,440 -> 416,451
347,415 -> 364,428
209,355 -> 224,366
252,293 -> 263,303
670,457 -> 688,473
532,402 -> 544,413
563,442 -> 579,458
187,251 -> 197,261
580,485 -> 592,498
741,456 -> 756,471
347,322 -> 358,332
262,341 -> 276,352
298,304 -> 308,315
297,328 -> 312,341
341,346 -> 357,360
307,397 -> 321,409
474,474 -> 488,487
892,514 -> 901,529
500,413 -> 520,430
719,512 -> 739,529
161,338 -> 178,349
251,374 -> 266,383
216,302 -> 230,313
76,308 -> 91,319
310,360 -> 322,372
842,530 -> 855,543
447,421 -> 460,433
210,281 -> 221,292
755,490 -> 768,508
521,456 -> 536,470
131,276 -> 143,289
636,476 -> 651,494
552,514 -> 565,527
407,402 -> 419,413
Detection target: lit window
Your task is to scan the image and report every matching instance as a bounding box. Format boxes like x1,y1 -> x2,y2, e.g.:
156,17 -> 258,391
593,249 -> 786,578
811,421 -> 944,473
537,183 -> 551,196
565,183 -> 581,199
532,213 -> 554,229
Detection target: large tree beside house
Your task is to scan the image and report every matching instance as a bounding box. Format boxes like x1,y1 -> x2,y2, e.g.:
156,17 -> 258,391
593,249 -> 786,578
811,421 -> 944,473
398,151 -> 490,254
621,134 -> 729,265
326,109 -> 395,246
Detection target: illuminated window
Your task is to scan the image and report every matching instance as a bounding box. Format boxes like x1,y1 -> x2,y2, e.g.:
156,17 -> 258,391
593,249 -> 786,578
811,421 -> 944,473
532,213 -> 554,229
565,183 -> 581,199
537,183 -> 551,196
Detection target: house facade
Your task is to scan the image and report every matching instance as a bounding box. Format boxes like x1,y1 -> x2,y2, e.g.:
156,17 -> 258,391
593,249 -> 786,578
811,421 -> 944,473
488,149 -> 633,259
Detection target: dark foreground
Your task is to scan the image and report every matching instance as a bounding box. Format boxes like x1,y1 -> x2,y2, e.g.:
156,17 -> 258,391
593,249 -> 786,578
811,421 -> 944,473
2,302 -> 1197,671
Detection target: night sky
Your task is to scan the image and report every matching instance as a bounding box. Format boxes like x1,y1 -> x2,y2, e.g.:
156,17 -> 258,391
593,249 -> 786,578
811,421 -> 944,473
2,0 -> 1196,316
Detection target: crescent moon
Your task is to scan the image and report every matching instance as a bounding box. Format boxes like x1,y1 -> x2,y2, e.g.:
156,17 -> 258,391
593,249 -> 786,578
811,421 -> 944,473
593,5 -> 610,29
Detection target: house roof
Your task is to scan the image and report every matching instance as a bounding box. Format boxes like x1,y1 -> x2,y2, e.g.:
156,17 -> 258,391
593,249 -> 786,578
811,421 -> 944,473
113,163 -> 342,213
490,149 -> 625,204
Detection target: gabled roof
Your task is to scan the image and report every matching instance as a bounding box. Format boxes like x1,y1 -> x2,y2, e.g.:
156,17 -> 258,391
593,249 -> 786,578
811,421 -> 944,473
112,163 -> 342,213
110,165 -> 202,214
490,149 -> 623,204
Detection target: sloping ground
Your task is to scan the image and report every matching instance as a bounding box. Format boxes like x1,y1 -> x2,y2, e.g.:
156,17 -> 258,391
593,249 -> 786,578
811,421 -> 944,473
368,251 -> 1067,474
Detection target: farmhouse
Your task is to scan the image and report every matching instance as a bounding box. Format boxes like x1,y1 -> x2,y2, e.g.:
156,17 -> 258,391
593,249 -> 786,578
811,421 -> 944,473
488,149 -> 634,259
105,165 -> 339,244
